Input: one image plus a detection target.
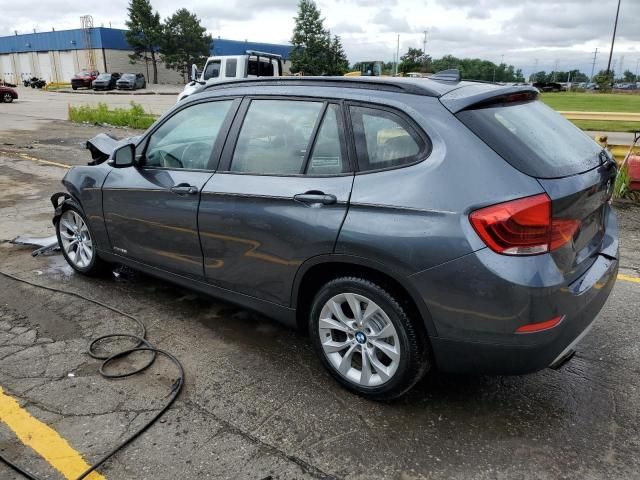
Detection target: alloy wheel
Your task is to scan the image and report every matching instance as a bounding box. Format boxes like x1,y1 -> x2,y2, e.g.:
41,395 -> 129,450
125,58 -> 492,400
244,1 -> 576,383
318,293 -> 401,387
59,210 -> 94,269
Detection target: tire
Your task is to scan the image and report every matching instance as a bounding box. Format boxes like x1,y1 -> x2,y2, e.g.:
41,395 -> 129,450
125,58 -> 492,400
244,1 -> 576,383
72,86 -> 77,90
56,204 -> 106,276
309,276 -> 430,400
2,93 -> 13,103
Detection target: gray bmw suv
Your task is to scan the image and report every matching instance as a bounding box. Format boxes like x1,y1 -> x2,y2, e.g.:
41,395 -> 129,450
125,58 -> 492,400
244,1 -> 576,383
54,72 -> 619,400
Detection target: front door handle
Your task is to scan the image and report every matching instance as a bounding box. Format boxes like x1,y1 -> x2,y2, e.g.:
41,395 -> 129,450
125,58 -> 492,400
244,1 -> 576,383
293,191 -> 337,206
170,183 -> 199,195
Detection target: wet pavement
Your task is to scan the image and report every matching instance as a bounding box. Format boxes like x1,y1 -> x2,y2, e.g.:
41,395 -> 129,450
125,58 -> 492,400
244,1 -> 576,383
1,116 -> 640,480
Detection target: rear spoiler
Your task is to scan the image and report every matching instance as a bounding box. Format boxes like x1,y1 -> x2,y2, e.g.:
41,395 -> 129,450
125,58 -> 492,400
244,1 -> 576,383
439,84 -> 539,113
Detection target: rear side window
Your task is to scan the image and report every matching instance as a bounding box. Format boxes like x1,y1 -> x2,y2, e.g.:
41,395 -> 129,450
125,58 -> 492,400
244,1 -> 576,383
231,100 -> 323,175
307,104 -> 346,175
225,59 -> 237,78
350,106 -> 426,172
248,59 -> 274,76
457,100 -> 602,178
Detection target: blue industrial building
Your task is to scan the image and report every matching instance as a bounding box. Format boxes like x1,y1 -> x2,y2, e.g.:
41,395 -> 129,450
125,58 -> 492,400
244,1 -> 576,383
0,27 -> 292,84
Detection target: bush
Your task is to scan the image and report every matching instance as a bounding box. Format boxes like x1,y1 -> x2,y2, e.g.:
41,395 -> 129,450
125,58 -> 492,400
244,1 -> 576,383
68,101 -> 157,129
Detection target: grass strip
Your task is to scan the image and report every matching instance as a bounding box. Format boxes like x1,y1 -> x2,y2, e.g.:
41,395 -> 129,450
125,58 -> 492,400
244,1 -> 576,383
68,102 -> 157,129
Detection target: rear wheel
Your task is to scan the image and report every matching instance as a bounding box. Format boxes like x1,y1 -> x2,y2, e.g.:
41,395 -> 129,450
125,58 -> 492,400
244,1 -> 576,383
309,277 -> 430,400
2,92 -> 13,103
56,205 -> 106,276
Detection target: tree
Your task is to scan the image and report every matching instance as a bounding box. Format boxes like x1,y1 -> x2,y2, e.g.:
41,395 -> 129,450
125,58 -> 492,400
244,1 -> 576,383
125,0 -> 163,84
398,48 -> 429,74
594,69 -> 614,92
290,0 -> 348,75
622,70 -> 637,83
160,9 -> 212,83
326,34 -> 349,75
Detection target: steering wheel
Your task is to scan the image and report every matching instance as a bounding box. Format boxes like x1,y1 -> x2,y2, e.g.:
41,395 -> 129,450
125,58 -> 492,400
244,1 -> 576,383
181,141 -> 212,169
157,150 -> 184,169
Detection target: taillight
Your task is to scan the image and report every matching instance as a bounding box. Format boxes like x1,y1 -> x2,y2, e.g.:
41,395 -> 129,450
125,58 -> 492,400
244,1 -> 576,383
470,194 -> 579,255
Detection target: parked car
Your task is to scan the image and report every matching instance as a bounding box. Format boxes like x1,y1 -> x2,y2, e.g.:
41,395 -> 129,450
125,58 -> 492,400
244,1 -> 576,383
533,81 -> 563,92
55,73 -> 619,400
0,85 -> 18,103
92,73 -> 121,91
116,73 -> 146,90
71,70 -> 100,90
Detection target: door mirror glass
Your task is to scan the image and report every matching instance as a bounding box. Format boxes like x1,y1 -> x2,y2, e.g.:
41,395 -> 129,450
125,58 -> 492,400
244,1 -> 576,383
111,143 -> 135,168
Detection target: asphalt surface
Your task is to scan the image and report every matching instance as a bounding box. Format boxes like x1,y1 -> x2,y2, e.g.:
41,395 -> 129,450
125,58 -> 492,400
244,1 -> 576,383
0,98 -> 640,480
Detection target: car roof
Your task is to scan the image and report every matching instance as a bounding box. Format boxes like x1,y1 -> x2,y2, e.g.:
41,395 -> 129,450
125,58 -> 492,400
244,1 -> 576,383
196,75 -> 539,112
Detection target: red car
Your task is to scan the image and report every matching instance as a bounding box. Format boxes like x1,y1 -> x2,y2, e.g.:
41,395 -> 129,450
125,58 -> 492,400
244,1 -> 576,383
71,70 -> 99,90
0,86 -> 18,103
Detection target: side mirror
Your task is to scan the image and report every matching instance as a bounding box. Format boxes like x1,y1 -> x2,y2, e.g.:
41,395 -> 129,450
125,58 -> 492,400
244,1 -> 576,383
110,143 -> 136,168
191,64 -> 198,82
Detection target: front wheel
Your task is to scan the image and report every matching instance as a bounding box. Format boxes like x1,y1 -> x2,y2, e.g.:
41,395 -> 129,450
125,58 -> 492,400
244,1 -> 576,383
2,92 -> 13,103
309,277 -> 430,400
56,205 -> 106,276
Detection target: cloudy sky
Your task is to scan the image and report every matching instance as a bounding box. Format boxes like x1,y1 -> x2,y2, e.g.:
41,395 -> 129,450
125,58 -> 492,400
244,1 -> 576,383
2,0 -> 639,77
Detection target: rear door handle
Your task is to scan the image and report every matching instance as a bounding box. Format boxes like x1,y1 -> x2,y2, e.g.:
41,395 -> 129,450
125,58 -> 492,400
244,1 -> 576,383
293,191 -> 337,206
170,183 -> 199,195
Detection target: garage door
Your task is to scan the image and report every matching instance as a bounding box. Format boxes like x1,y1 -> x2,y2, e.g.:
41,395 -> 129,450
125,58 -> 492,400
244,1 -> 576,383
0,55 -> 14,83
59,51 -> 76,83
17,53 -> 32,78
37,52 -> 52,82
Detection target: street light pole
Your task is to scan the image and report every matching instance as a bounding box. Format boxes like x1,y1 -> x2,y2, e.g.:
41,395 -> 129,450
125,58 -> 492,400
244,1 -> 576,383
606,0 -> 622,76
395,34 -> 400,76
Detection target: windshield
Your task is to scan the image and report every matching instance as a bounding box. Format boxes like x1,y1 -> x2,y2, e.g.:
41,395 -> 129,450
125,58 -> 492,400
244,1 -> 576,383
457,100 -> 602,178
76,71 -> 91,76
97,74 -> 111,80
121,74 -> 135,80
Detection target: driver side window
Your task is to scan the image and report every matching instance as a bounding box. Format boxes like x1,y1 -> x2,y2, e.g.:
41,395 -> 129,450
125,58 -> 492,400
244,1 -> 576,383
145,101 -> 233,170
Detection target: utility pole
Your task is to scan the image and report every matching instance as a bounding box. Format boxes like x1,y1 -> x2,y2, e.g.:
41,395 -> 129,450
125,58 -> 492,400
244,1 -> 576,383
590,48 -> 598,81
606,0 -> 621,76
395,34 -> 400,76
532,58 -> 539,82
635,58 -> 639,81
553,59 -> 559,81
422,30 -> 428,55
619,55 -> 624,77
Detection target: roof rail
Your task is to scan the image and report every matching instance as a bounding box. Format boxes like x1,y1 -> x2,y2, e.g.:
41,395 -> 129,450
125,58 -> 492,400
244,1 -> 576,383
201,77 -> 442,96
429,69 -> 460,82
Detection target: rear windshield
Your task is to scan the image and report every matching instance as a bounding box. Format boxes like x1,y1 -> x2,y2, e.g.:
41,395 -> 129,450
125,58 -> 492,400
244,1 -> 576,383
457,100 -> 602,178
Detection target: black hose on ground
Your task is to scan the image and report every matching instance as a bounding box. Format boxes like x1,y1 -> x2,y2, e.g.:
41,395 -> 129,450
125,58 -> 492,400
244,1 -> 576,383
0,270 -> 185,480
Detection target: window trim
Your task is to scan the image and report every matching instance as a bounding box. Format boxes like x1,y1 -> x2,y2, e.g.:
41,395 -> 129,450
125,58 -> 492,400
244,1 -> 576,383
346,101 -> 432,175
218,95 -> 355,178
138,97 -> 241,173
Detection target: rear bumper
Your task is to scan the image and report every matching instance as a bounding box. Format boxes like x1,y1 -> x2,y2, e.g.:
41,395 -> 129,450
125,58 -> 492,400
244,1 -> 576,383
428,254 -> 617,374
410,207 -> 619,375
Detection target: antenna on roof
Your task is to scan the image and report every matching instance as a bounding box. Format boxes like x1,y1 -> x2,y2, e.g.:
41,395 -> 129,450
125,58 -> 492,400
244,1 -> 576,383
429,69 -> 460,82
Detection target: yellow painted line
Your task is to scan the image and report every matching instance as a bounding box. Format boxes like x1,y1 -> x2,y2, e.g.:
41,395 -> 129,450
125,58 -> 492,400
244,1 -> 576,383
618,274 -> 640,284
0,150 -> 71,170
0,385 -> 105,480
16,153 -> 71,170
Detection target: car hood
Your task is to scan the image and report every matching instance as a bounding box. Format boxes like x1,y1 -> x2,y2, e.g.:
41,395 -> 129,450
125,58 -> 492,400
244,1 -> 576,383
86,133 -> 141,165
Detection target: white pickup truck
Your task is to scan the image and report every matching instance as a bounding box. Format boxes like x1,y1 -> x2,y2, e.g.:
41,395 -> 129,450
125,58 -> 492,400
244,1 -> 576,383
177,50 -> 283,102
